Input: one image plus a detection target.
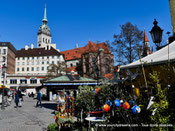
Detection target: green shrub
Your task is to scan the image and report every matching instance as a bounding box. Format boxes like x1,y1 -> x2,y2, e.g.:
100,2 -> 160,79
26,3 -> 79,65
47,123 -> 58,131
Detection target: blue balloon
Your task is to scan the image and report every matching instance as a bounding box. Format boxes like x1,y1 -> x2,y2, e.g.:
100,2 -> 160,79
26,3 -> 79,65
114,99 -> 121,107
132,105 -> 141,114
129,100 -> 135,106
106,100 -> 112,107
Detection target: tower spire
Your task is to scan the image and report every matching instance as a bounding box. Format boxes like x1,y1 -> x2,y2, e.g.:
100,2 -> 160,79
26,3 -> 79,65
42,4 -> 48,25
144,29 -> 149,42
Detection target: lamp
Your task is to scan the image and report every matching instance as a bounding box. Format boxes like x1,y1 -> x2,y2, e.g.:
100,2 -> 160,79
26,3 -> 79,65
1,64 -> 7,110
150,19 -> 163,50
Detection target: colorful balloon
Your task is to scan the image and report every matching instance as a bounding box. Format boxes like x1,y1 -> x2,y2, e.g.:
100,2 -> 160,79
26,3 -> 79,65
106,100 -> 112,107
114,99 -> 121,107
132,105 -> 141,114
103,104 -> 110,112
96,88 -> 100,94
123,102 -> 130,109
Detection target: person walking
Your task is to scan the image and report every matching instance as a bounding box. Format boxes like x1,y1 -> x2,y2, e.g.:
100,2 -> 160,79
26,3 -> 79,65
36,91 -> 42,108
18,89 -> 23,107
14,91 -> 19,108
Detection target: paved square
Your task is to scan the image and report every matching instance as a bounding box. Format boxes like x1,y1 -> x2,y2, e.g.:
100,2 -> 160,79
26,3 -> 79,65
0,96 -> 55,131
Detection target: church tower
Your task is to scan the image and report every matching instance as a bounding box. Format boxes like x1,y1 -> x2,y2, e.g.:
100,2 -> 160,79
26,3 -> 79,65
37,4 -> 52,48
142,30 -> 152,57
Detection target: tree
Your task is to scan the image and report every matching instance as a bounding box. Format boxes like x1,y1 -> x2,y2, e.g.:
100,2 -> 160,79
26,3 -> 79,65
109,22 -> 143,65
149,71 -> 170,131
47,61 -> 67,79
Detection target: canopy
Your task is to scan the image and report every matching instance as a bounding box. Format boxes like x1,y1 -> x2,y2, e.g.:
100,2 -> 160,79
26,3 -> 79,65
121,41 -> 175,69
0,85 -> 9,89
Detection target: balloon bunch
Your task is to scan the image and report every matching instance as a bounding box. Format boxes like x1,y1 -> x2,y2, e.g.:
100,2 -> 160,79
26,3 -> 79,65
103,99 -> 141,114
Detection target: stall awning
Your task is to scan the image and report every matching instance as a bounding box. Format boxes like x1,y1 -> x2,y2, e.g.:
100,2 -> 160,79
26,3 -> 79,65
43,82 -> 98,86
0,85 -> 9,89
121,41 -> 175,69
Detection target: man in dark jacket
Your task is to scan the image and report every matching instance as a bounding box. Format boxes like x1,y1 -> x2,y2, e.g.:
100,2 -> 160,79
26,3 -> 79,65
36,91 -> 42,107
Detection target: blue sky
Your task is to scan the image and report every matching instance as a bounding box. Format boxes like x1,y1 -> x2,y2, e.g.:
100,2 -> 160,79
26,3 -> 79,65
0,0 -> 172,51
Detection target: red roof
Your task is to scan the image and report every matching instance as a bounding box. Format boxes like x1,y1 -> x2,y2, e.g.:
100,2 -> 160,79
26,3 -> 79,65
144,30 -> 149,42
61,41 -> 111,61
104,73 -> 114,80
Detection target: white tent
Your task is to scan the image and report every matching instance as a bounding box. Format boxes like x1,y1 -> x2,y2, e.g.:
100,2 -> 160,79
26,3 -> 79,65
121,41 -> 175,69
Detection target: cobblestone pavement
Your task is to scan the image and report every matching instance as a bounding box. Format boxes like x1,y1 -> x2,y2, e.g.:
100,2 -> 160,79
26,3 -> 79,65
0,96 -> 56,131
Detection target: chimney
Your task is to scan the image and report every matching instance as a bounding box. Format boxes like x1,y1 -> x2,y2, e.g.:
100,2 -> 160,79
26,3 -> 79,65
48,44 -> 51,50
25,45 -> 29,50
31,43 -> 34,49
76,43 -> 78,48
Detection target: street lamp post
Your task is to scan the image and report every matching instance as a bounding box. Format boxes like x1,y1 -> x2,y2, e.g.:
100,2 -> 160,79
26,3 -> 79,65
150,19 -> 163,50
1,64 -> 7,110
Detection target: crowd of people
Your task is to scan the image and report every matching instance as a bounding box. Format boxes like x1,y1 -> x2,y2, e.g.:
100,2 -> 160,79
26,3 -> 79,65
0,88 -> 42,109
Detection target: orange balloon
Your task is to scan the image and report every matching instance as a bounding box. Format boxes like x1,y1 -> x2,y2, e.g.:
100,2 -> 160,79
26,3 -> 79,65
103,104 -> 110,112
96,88 -> 100,94
123,102 -> 130,109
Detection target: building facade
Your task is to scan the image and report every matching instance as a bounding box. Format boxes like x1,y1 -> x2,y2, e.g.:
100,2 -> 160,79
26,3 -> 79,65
61,41 -> 114,78
0,42 -> 16,86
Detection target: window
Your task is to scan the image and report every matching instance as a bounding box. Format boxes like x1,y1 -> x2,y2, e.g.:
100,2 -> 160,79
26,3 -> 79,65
37,61 -> 40,65
52,61 -> 54,64
27,62 -> 29,65
47,56 -> 49,59
52,56 -> 54,59
42,56 -> 44,59
31,67 -> 34,71
22,62 -> 25,65
76,62 -> 79,66
47,61 -> 49,64
17,68 -> 19,71
27,67 -> 29,71
57,56 -> 59,59
17,57 -> 20,60
37,57 -> 39,59
3,49 -> 6,54
10,79 -> 17,84
22,57 -> 25,60
42,67 -> 44,71
17,62 -> 20,66
27,57 -> 29,60
48,39 -> 50,43
3,57 -> 6,62
70,63 -> 73,67
32,57 -> 34,59
37,67 -> 40,71
57,61 -> 59,64
32,62 -> 34,65
42,61 -> 44,64
30,79 -> 37,84
43,38 -> 44,42
22,68 -> 24,71
20,79 -> 27,84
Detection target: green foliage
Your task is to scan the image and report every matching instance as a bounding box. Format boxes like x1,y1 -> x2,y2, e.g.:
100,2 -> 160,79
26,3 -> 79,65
75,86 -> 96,116
47,123 -> 58,131
149,71 -> 170,131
